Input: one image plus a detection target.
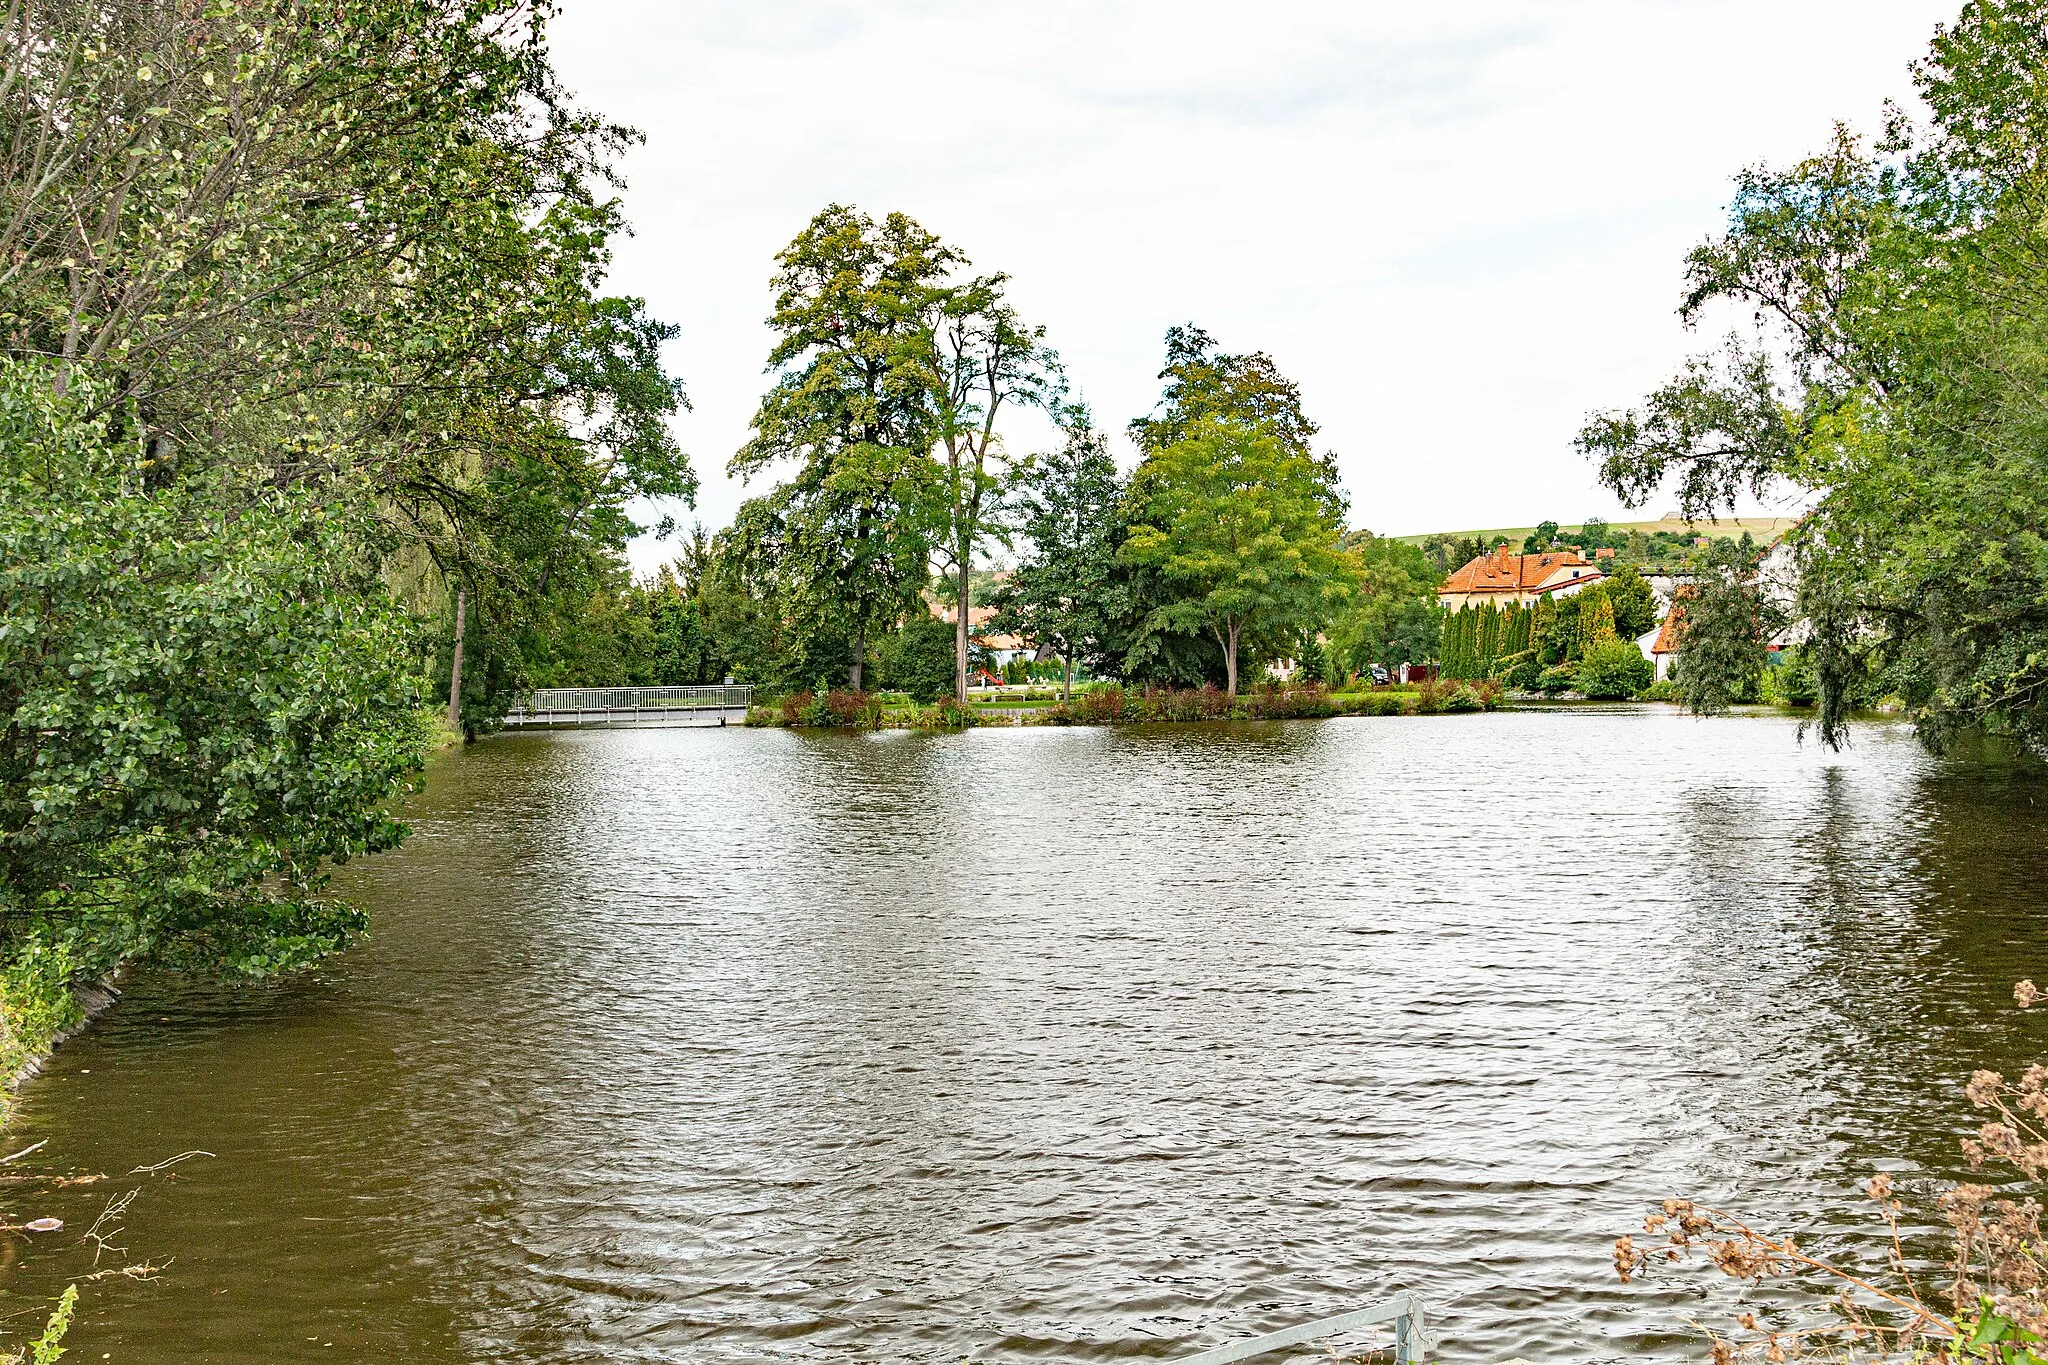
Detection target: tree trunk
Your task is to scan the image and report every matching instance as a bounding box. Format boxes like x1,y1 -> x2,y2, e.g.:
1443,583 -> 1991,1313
1225,617 -> 1240,698
446,588 -> 467,737
955,559 -> 971,705
1062,652 -> 1072,702
849,633 -> 865,693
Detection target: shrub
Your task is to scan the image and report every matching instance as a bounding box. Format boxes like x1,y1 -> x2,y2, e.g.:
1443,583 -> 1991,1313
1497,650 -> 1544,691
1438,684 -> 1484,713
824,690 -> 872,726
1242,684 -> 1337,719
873,615 -> 956,703
1336,691 -> 1410,716
2,365 -> 425,979
920,697 -> 974,729
1615,980 -> 2048,1363
1576,639 -> 1654,700
1537,663 -> 1579,695
1639,679 -> 1679,703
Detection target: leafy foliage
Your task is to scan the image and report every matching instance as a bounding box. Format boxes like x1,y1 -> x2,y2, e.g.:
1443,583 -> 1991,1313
1578,0 -> 2048,754
1327,533 -> 1442,673
873,615 -> 958,704
989,404 -> 1123,698
1672,569 -> 1773,715
1576,638 -> 1655,700
0,365 -> 425,977
1121,419 -> 1353,696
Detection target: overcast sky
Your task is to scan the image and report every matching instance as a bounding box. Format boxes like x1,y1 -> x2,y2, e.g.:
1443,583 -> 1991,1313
547,1 -> 1959,576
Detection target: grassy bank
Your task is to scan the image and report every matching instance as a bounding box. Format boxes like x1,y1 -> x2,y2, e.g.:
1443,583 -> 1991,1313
1389,515 -> 1800,548
745,681 -> 1503,729
0,948 -> 87,1128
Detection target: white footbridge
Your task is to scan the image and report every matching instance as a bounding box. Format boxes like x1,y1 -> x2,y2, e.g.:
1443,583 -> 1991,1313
501,686 -> 752,729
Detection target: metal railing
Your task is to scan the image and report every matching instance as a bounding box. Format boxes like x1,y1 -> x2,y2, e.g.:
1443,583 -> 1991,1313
1175,1293 -> 1433,1365
501,685 -> 752,729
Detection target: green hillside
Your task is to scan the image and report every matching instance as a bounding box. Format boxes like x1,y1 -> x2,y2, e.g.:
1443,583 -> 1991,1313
1388,515 -> 1799,548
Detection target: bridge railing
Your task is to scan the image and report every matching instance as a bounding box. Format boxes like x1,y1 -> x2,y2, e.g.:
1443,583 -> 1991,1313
502,685 -> 753,727
1174,1292 -> 1433,1365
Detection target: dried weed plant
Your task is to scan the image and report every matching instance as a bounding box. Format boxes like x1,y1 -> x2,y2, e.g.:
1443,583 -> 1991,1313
1616,982 -> 2048,1363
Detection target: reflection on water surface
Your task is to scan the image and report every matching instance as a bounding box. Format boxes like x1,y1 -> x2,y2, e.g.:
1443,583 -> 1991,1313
5,711 -> 2047,1362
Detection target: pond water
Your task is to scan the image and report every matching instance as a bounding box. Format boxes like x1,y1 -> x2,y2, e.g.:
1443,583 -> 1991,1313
4,710 -> 2047,1363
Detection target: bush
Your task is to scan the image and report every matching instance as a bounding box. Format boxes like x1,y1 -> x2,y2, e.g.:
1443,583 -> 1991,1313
1638,679 -> 1679,702
874,615 -> 956,703
1,363 -> 426,980
1497,650 -> 1544,691
1576,639 -> 1655,700
1241,683 -> 1337,719
1336,691 -> 1411,716
1035,679 -> 1495,725
1537,663 -> 1579,695
1436,679 -> 1500,713
917,696 -> 974,729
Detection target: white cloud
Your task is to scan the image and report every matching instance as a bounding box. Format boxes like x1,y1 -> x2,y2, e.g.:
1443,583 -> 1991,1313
546,0 -> 1960,575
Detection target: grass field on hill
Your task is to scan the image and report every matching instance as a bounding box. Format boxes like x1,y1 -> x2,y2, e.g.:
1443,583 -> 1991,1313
1388,515 -> 1800,547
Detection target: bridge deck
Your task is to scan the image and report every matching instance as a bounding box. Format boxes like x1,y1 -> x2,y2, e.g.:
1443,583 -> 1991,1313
501,686 -> 752,730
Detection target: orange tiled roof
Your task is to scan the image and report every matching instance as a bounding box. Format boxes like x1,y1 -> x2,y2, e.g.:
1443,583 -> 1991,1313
1442,546 -> 1600,595
1650,587 -> 1697,654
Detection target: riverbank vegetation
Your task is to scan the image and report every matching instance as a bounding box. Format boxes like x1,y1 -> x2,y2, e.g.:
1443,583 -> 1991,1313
561,317 -> 1444,708
1618,982 -> 2048,1363
1,1 -> 689,1083
742,679 -> 1502,729
1580,0 -> 2048,758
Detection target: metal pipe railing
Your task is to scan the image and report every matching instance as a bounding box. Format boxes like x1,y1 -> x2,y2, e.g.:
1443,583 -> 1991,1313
1175,1292 -> 1432,1365
501,685 -> 753,728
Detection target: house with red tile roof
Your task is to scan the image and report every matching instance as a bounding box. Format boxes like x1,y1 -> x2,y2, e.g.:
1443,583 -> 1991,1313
1641,587 -> 1694,682
1438,545 -> 1605,610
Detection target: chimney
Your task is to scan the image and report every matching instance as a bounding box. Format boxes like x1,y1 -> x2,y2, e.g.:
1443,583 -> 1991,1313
1494,544 -> 1513,569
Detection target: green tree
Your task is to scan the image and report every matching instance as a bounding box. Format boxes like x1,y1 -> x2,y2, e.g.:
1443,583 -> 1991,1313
732,204 -> 947,690
1328,532 -> 1442,672
1128,324 -> 1321,460
3,0 -> 696,735
1581,592 -> 1619,648
1578,1 -> 2048,753
0,365 -> 426,979
1671,547 -> 1778,714
1523,520 -> 1561,553
873,614 -> 957,704
990,404 -> 1123,699
1122,420 -> 1354,696
1602,562 -> 1660,639
928,275 -> 1058,703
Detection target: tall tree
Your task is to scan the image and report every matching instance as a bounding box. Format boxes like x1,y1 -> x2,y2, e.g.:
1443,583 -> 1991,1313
1122,420 -> 1354,696
990,403 -> 1123,699
929,276 -> 1057,703
1,0 -> 695,736
1128,324 -> 1322,460
1602,562 -> 1660,639
733,205 -> 949,689
1111,324 -> 1347,690
1577,0 -> 2048,753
